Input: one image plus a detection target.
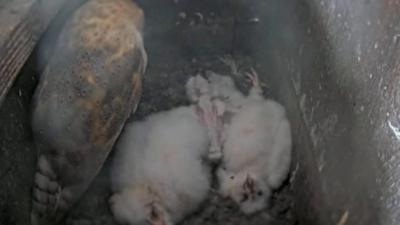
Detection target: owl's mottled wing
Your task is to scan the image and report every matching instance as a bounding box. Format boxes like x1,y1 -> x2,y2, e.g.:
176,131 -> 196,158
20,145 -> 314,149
30,0 -> 146,224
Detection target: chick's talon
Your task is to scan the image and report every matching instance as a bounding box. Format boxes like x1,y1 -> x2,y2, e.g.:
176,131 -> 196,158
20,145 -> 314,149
245,67 -> 261,89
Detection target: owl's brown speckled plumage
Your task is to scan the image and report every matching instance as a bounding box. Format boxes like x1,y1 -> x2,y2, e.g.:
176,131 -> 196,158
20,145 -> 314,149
30,0 -> 147,224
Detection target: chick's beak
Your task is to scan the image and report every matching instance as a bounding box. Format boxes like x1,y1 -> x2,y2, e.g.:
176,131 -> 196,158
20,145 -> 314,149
243,174 -> 255,193
146,202 -> 169,225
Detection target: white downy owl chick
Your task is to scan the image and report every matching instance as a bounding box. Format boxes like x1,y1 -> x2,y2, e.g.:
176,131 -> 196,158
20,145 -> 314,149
185,72 -> 244,113
187,67 -> 263,115
110,106 -> 212,225
206,71 -> 246,112
185,74 -> 212,103
185,67 -> 265,161
207,66 -> 266,110
207,56 -> 264,111
217,71 -> 292,215
185,76 -> 227,162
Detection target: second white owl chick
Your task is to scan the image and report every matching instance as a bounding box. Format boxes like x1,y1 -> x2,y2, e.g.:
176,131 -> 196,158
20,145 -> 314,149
213,69 -> 292,215
109,106 -> 211,225
217,98 -> 292,215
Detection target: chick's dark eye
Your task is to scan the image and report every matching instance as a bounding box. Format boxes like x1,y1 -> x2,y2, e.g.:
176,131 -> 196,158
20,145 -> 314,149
230,176 -> 234,180
257,191 -> 263,196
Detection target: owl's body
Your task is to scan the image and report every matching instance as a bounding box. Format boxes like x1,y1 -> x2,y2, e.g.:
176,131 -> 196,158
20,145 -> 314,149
30,0 -> 146,224
110,106 -> 211,225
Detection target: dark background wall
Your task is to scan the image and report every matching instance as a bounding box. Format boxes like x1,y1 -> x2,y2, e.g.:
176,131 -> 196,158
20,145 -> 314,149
0,57 -> 37,225
1,0 -> 400,225
241,0 -> 400,224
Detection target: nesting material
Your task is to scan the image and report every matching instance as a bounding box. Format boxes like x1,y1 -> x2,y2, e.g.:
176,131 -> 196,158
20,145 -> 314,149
62,56 -> 296,225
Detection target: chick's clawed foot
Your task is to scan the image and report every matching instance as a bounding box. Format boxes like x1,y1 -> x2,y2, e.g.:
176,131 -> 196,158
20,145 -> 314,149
246,68 -> 264,98
245,67 -> 261,89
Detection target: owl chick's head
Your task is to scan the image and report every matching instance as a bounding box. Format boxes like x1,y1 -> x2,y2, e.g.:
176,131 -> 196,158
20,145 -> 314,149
217,168 -> 270,214
109,186 -> 173,225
